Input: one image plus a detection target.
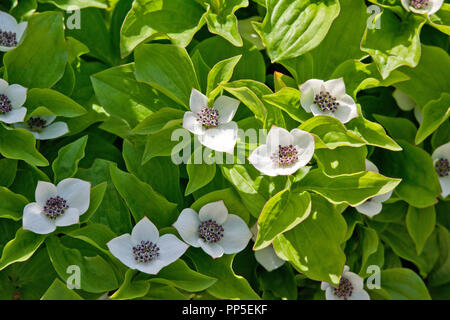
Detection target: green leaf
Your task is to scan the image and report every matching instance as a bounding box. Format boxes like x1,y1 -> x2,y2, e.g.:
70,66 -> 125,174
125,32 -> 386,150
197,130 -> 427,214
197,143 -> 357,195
132,108 -> 185,135
46,236 -> 119,293
358,226 -> 380,276
314,146 -> 367,175
202,0 -> 248,47
79,182 -> 107,223
0,125 -> 48,167
262,87 -> 311,123
187,249 -> 261,300
379,140 -> 441,208
346,116 -> 402,151
415,93 -> 450,144
299,115 -> 365,149
0,159 -> 18,187
406,205 -> 436,255
373,268 -> 431,300
0,187 -> 28,221
25,88 -> 87,117
134,43 -> 200,108
373,114 -> 417,144
428,3 -> 450,35
52,135 -> 88,183
37,0 -> 108,9
394,44 -> 450,108
272,194 -> 346,285
91,63 -> 174,127
0,228 -> 46,271
254,189 -> 311,250
109,165 -> 178,228
206,55 -> 241,98
297,169 -> 401,206
120,0 -> 206,58
253,0 -> 340,62
110,269 -> 150,300
190,188 -> 251,224
4,11 -> 68,88
186,161 -> 216,196
361,9 -> 426,79
41,279 -> 84,300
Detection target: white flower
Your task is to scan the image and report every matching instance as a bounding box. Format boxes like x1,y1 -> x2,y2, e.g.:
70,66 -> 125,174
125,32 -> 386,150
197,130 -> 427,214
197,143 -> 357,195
392,88 -> 423,124
14,114 -> 69,140
23,178 -> 91,234
300,78 -> 358,124
432,142 -> 450,198
401,0 -> 443,15
0,79 -> 27,124
107,217 -> 188,275
248,126 -> 315,176
355,159 -> 392,217
250,224 -> 284,272
0,11 -> 27,52
321,265 -> 370,300
173,200 -> 252,259
183,89 -> 239,154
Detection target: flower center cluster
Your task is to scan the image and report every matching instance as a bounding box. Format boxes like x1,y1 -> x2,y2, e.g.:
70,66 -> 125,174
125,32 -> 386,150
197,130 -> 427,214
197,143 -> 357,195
409,0 -> 429,9
334,277 -> 353,300
314,91 -> 339,112
435,158 -> 449,177
27,117 -> 47,132
0,94 -> 12,114
0,29 -> 18,47
196,107 -> 219,128
132,240 -> 160,263
271,144 -> 299,167
198,220 -> 224,243
43,196 -> 69,219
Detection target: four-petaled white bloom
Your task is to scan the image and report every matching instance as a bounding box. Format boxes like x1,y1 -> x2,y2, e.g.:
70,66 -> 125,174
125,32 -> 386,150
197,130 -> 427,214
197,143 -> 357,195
173,200 -> 252,259
392,88 -> 423,124
14,114 -> 69,140
0,11 -> 27,52
355,159 -> 392,217
321,265 -> 370,300
300,78 -> 358,124
0,79 -> 27,124
23,178 -> 91,234
108,217 -> 188,275
432,142 -> 450,198
401,0 -> 443,15
183,89 -> 239,154
248,126 -> 315,176
250,224 -> 285,272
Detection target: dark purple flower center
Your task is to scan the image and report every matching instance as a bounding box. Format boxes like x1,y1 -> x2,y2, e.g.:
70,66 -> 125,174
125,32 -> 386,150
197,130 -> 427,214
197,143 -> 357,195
271,144 -> 299,167
196,107 -> 219,128
409,0 -> 429,9
334,277 -> 354,300
0,29 -> 18,47
43,196 -> 69,220
314,91 -> 339,112
435,158 -> 449,177
198,219 -> 224,243
132,240 -> 160,263
0,94 -> 12,114
27,117 -> 47,132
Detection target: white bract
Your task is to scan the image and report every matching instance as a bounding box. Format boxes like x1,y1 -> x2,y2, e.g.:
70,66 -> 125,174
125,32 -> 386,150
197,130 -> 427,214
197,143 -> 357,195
108,217 -> 188,275
183,89 -> 239,154
321,266 -> 370,300
173,200 -> 252,259
248,126 -> 314,176
0,11 -> 27,52
23,178 -> 91,234
401,0 -> 443,15
250,224 -> 284,272
14,114 -> 69,140
432,142 -> 450,198
0,79 -> 27,124
392,88 -> 423,124
300,78 -> 358,124
355,159 -> 392,217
